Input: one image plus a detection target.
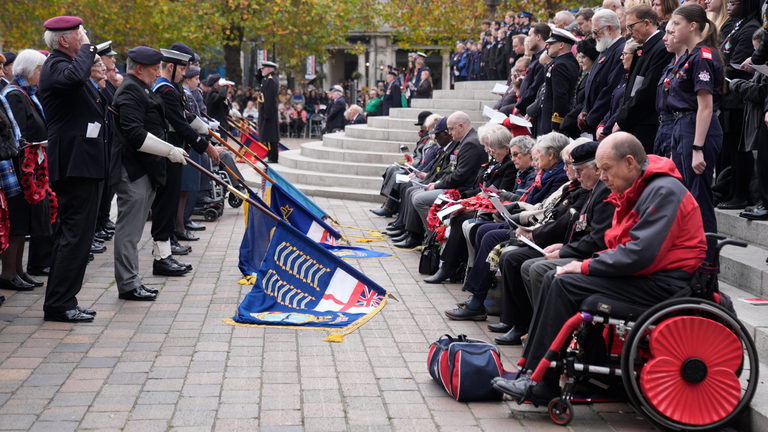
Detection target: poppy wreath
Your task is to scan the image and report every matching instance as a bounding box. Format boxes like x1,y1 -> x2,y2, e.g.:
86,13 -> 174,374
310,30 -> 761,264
0,191 -> 9,252
20,144 -> 58,223
426,189 -> 461,232
459,195 -> 511,212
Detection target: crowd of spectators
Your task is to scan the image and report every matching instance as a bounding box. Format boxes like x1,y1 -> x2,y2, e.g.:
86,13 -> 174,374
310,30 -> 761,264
368,0 -> 768,403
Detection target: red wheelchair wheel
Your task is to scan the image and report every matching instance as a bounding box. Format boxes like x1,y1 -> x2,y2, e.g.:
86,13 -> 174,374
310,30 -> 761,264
621,298 -> 758,431
548,398 -> 573,426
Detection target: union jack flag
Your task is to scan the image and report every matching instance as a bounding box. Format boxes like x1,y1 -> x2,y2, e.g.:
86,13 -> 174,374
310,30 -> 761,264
356,286 -> 382,309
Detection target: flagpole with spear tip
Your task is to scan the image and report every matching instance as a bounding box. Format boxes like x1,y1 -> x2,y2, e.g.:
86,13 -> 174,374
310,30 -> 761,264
199,111 -> 268,166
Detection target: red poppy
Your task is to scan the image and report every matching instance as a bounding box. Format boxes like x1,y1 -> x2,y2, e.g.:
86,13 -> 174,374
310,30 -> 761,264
639,316 -> 742,426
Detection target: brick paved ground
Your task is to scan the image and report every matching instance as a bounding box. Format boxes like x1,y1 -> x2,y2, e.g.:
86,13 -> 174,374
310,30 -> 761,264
0,193 -> 661,432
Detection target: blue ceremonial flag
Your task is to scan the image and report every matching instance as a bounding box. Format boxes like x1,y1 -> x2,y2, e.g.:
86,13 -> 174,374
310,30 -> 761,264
269,182 -> 341,245
264,167 -> 330,220
230,210 -> 388,341
320,244 -> 394,260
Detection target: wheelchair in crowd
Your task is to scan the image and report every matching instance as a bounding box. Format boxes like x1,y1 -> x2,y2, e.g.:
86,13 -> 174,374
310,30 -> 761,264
190,158 -> 246,222
509,234 -> 759,430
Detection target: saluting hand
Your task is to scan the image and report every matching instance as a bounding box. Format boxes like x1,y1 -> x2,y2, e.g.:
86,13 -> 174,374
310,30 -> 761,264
692,149 -> 706,175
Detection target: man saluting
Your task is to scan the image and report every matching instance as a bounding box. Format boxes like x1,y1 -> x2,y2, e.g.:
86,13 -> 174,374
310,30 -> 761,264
38,16 -> 107,322
256,61 -> 280,163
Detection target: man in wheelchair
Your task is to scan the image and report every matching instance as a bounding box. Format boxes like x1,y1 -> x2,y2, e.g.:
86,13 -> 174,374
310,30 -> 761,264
494,133 -> 708,404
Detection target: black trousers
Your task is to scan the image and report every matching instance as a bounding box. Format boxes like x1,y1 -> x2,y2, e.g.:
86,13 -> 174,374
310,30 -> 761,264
266,142 -> 279,162
96,179 -> 114,230
499,246 -> 542,328
44,177 -> 101,313
440,212 -> 475,267
28,220 -> 57,269
521,271 -> 684,373
151,160 -> 182,242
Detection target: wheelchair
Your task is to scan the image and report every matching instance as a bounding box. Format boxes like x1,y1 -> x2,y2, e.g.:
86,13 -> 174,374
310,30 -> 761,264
508,234 -> 759,431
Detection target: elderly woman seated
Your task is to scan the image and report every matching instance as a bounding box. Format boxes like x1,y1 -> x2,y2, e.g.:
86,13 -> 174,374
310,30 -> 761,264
443,132 -> 572,321
424,127 -> 524,284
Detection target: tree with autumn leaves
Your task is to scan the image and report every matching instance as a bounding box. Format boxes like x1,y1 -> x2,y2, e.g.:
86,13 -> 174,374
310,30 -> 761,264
2,0 -> 592,82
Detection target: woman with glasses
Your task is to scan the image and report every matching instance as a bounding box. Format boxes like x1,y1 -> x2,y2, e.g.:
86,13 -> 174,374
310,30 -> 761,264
715,0 -> 761,210
0,49 -> 53,291
596,39 -> 639,141
665,4 -> 725,263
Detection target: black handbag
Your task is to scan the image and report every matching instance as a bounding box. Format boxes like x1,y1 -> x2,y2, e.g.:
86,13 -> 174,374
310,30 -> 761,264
0,111 -> 19,161
419,231 -> 440,275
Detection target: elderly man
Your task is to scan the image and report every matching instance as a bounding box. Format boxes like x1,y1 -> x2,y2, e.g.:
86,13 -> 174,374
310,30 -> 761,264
610,5 -> 673,153
256,61 -> 280,162
94,40 -> 118,240
578,9 -> 625,136
381,70 -> 402,116
204,73 -> 229,130
325,85 -> 346,132
492,141 -> 615,343
38,16 -> 108,322
112,46 -> 190,301
394,112 -> 485,248
493,133 -> 707,404
554,11 -> 575,29
602,0 -> 622,12
0,52 -> 15,90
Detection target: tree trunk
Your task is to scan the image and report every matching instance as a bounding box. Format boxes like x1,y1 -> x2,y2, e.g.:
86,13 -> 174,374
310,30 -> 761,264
223,25 -> 244,83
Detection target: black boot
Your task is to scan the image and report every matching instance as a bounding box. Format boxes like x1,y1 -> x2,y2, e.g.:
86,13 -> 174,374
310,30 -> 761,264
424,267 -> 451,284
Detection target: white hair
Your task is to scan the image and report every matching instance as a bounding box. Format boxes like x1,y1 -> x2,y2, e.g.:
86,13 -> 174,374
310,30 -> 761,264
13,49 -> 46,79
602,0 -> 623,10
555,11 -> 575,25
477,122 -> 505,145
594,9 -> 621,32
43,29 -> 75,50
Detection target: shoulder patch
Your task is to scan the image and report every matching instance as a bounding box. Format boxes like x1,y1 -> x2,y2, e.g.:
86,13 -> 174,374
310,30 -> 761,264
701,47 -> 713,60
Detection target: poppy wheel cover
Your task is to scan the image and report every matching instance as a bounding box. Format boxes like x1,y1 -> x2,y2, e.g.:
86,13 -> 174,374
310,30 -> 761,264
640,316 -> 742,426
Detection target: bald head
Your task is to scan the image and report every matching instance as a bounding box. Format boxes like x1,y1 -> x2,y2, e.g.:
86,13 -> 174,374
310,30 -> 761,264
447,111 -> 472,142
596,132 -> 647,194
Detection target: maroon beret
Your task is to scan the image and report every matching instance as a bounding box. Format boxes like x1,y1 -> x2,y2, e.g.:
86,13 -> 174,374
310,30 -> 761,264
44,16 -> 83,31
38,50 -> 50,57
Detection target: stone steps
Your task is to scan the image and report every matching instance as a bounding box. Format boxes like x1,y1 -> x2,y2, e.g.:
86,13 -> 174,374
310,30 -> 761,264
389,107 -> 486,122
344,124 -> 419,142
716,209 -> 768,297
454,80 -> 508,90
433,89 -> 502,100
410,98 -> 499,111
366,116 -> 421,131
322,133 -> 412,152
278,148 -> 389,178
300,141 -> 402,164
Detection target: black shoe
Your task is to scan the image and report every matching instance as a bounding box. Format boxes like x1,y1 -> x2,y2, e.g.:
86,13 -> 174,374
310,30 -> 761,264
76,305 -> 97,316
386,229 -> 405,238
717,200 -> 748,210
91,241 -> 106,254
153,257 -> 190,276
102,220 -> 116,231
169,256 -> 193,271
92,236 -> 105,244
94,229 -> 113,241
141,285 -> 159,295
171,243 -> 191,255
44,309 -> 94,323
745,201 -> 764,213
370,207 -> 394,217
495,327 -> 528,345
491,377 -> 560,406
740,205 -> 768,220
184,221 -> 206,231
392,232 -> 411,243
488,322 -> 512,333
445,303 -> 487,321
424,267 -> 451,284
394,235 -> 421,249
0,275 -> 34,291
119,286 -> 157,301
386,222 -> 401,230
26,266 -> 50,276
89,253 -> 94,262
18,272 -> 43,287
174,230 -> 199,241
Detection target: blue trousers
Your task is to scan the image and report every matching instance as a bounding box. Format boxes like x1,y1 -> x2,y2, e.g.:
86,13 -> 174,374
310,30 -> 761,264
671,113 -> 722,263
462,222 -> 509,300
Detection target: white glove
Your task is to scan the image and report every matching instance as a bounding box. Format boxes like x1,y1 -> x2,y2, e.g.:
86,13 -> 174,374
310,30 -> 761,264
190,116 -> 210,135
207,120 -> 220,131
138,132 -> 189,165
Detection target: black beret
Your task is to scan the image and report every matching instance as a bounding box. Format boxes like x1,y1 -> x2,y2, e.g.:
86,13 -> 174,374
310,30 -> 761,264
169,42 -> 195,60
126,46 -> 163,65
208,73 -> 221,84
570,141 -> 600,165
184,66 -> 200,79
2,52 -> 16,66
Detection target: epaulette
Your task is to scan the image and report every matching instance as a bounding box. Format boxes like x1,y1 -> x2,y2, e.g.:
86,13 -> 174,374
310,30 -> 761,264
701,47 -> 713,61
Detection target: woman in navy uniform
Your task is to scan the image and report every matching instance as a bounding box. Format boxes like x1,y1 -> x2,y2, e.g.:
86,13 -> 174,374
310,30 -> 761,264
666,4 -> 725,263
654,26 -> 688,158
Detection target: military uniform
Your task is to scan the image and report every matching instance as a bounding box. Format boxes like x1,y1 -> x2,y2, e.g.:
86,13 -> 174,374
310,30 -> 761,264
381,73 -> 402,116
257,65 -> 280,162
38,18 -> 108,319
538,52 -> 579,134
